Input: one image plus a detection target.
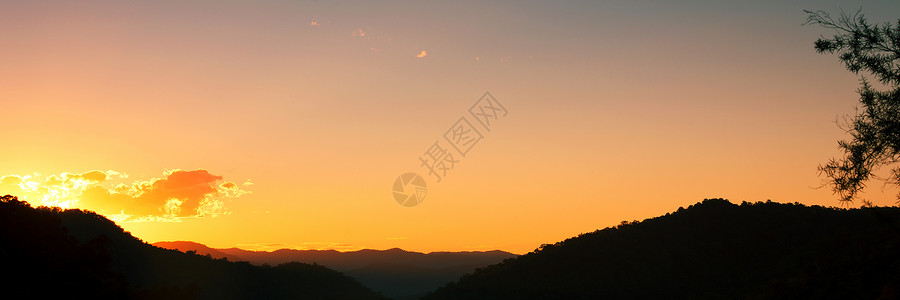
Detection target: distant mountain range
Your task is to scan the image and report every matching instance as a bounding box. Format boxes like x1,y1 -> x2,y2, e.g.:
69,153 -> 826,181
153,241 -> 516,299
423,199 -> 900,299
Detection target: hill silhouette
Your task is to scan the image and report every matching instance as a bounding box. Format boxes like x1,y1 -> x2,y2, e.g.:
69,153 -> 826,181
153,241 -> 246,262
154,241 -> 516,299
424,199 -> 900,300
0,195 -> 385,300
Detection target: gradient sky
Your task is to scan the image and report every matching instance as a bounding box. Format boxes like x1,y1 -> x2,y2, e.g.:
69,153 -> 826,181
2,0 -> 900,254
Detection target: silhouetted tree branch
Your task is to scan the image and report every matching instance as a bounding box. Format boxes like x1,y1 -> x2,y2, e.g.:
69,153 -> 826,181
806,10 -> 900,204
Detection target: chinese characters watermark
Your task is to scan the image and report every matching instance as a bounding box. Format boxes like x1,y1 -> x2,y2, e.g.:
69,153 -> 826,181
392,92 -> 509,207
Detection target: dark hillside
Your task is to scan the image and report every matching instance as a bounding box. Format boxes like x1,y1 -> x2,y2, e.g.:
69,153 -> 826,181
0,195 -> 385,300
425,199 -> 900,300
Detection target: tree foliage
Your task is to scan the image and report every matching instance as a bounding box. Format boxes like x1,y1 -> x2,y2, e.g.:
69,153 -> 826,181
805,10 -> 900,204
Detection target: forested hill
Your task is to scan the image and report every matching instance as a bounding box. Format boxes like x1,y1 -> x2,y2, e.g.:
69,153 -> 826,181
0,195 -> 386,300
424,199 -> 900,300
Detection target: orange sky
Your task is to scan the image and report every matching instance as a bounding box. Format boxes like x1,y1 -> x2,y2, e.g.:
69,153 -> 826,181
2,0 -> 900,254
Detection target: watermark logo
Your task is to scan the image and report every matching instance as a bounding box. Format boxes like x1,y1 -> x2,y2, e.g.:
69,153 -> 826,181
392,173 -> 427,207
393,92 -> 509,207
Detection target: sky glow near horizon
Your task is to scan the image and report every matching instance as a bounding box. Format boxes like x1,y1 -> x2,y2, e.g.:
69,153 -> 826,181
2,0 -> 900,254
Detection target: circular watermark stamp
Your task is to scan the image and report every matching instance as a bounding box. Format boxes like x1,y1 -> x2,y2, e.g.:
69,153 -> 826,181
392,173 -> 427,207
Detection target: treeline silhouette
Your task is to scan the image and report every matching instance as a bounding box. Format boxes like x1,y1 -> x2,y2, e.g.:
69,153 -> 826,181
0,195 -> 386,300
424,199 -> 900,300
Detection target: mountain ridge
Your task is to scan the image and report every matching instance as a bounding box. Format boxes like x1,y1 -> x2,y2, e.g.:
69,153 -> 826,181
153,240 -> 517,299
424,199 -> 900,299
154,241 -> 516,262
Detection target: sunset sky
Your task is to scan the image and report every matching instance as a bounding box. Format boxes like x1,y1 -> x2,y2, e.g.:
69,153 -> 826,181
2,0 -> 900,254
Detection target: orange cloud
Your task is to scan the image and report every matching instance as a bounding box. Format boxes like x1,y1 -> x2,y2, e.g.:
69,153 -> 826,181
45,170 -> 116,186
416,50 -> 427,58
0,175 -> 23,186
0,169 -> 249,221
